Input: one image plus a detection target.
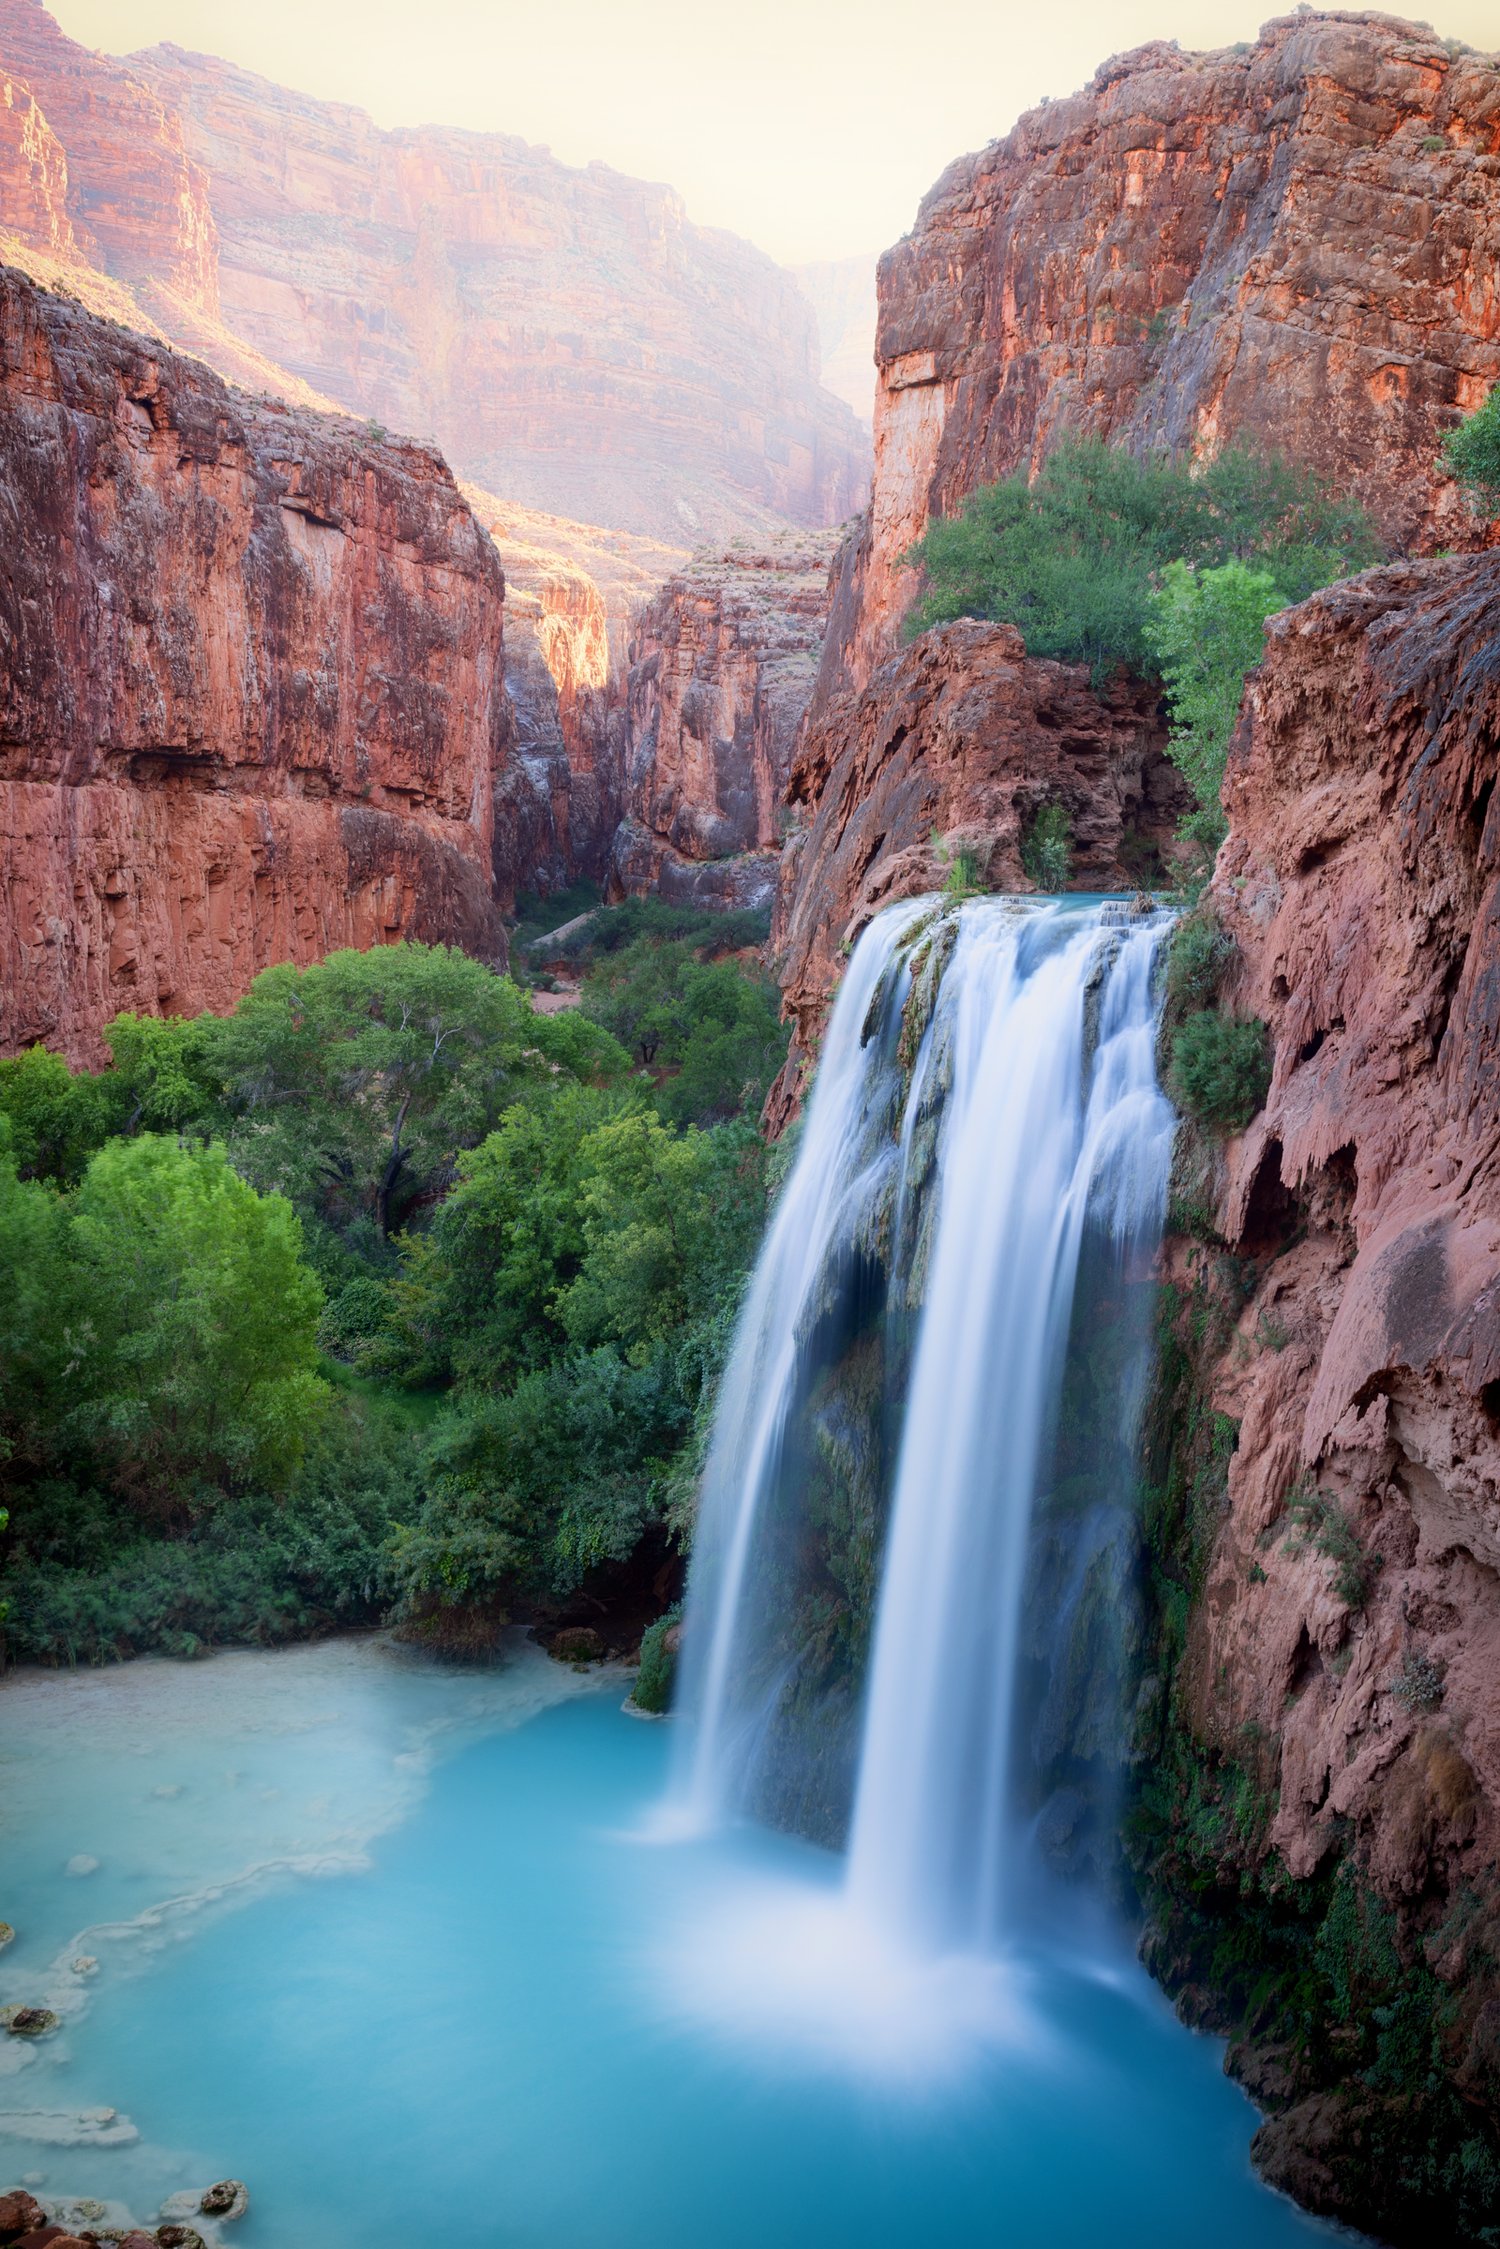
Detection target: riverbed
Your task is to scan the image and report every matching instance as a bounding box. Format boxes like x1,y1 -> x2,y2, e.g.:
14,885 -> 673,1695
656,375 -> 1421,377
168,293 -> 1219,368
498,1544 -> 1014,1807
0,1637 -> 1333,2245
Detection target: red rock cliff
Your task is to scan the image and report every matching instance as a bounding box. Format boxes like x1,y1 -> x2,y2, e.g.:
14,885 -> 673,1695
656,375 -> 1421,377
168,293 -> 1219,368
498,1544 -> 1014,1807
0,262 -> 507,1064
855,10 -> 1500,681
1146,548 -> 1500,2228
611,534 -> 839,912
0,7 -> 866,549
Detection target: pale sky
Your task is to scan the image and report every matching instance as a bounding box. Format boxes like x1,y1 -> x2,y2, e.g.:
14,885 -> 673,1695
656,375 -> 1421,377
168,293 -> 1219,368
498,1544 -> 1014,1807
46,0 -> 1500,264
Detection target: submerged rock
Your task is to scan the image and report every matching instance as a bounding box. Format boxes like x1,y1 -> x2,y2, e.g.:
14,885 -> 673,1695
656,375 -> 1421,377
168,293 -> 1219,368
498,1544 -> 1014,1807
4,2008 -> 58,2038
198,2182 -> 248,2221
548,1626 -> 604,1663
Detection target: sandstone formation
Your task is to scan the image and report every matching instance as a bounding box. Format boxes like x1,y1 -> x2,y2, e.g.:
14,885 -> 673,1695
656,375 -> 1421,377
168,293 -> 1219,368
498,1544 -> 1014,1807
611,534 -> 839,912
1145,548 -> 1500,2235
850,11 -> 1500,684
765,620 -> 1185,1126
467,490 -> 685,899
0,262 -> 507,1065
0,0 -> 869,547
770,10 -> 1500,1111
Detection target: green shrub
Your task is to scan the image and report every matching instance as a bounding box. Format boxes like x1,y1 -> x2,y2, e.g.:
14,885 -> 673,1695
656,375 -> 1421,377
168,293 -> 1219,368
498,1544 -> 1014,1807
1442,385 -> 1500,513
1145,559 -> 1288,861
1168,1010 -> 1271,1133
1285,1485 -> 1378,1609
632,1603 -> 682,1714
903,438 -> 1377,680
1021,802 -> 1073,892
1165,909 -> 1236,1018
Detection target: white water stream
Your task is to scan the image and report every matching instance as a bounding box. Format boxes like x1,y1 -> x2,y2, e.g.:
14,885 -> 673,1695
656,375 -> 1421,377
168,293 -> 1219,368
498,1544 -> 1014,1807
672,896 -> 1176,1961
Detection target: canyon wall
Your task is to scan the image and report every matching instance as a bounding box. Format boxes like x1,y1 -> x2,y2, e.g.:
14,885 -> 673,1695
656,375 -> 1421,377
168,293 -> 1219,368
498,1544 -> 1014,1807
0,0 -> 868,548
611,535 -> 838,912
771,10 -> 1500,1096
854,9 -> 1500,683
765,622 -> 1185,1126
0,262 -> 507,1064
1138,546 -> 1500,2239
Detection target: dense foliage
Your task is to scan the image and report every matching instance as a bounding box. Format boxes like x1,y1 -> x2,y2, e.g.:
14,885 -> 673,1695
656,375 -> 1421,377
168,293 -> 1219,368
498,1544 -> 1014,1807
0,925 -> 784,1665
1441,383 -> 1500,512
1168,1010 -> 1272,1135
904,439 -> 1378,882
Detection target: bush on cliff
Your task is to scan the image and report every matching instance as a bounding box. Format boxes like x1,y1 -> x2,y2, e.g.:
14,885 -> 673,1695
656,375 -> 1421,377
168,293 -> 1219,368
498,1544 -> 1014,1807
903,438 -> 1377,681
1441,384 -> 1500,510
1144,560 -> 1290,865
1168,1009 -> 1272,1134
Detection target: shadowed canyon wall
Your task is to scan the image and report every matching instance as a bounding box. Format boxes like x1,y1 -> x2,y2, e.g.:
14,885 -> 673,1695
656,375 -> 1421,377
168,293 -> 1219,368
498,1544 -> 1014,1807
0,263 -> 507,1064
611,534 -> 839,912
1139,548 -> 1500,2238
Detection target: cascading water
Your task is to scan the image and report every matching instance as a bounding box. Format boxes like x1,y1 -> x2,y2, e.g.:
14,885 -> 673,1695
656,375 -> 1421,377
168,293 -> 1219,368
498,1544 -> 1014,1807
671,893 -> 1177,1966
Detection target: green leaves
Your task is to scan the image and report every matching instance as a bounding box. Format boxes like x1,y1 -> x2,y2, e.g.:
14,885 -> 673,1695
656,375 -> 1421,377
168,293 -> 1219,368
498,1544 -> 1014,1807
67,1137 -> 326,1510
1168,1011 -> 1272,1135
1440,383 -> 1500,512
1144,558 -> 1289,869
902,437 -> 1378,688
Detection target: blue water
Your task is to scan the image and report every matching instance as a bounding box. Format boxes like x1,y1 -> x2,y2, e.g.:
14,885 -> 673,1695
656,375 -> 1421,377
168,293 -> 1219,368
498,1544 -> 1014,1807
0,1648 -> 1333,2247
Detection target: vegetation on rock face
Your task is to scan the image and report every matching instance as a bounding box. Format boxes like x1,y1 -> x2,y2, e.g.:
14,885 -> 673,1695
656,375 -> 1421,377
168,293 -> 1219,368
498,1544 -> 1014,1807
903,439 -> 1377,679
904,440 -> 1377,884
1168,1009 -> 1272,1135
0,923 -> 784,1665
631,1603 -> 683,1714
1020,802 -> 1074,893
1441,384 -> 1500,512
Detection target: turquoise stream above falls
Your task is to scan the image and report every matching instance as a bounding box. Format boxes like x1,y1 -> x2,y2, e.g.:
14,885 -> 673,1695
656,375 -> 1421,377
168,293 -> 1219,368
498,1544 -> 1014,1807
0,1640 -> 1334,2247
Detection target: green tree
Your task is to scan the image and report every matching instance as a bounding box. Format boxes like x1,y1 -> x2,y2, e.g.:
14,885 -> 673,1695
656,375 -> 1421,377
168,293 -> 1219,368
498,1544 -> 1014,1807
1145,559 -> 1288,865
1440,385 -> 1500,512
0,1044 -> 124,1185
68,1136 -> 327,1512
903,438 -> 1377,679
207,943 -> 625,1243
0,1130 -> 77,1479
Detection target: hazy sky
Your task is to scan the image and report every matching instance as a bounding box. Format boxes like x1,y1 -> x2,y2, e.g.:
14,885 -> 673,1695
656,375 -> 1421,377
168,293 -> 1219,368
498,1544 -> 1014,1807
45,0 -> 1500,265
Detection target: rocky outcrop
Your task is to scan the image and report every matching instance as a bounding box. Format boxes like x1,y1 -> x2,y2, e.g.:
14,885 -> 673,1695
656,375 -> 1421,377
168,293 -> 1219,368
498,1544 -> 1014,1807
611,534 -> 839,912
0,262 -> 507,1064
0,5 -> 866,547
766,621 -> 1186,1124
466,490 -> 684,899
0,0 -> 217,314
1142,549 -> 1500,2241
851,11 -> 1500,683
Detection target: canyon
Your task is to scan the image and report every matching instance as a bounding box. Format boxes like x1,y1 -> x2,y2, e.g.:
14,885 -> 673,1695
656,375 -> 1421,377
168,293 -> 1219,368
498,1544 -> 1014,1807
0,0 -> 867,551
773,9 -> 1500,1081
611,533 -> 839,912
0,262 -> 507,1064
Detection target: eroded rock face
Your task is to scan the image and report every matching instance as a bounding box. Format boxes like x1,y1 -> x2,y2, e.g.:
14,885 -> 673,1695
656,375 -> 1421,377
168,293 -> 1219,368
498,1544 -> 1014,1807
466,490 -> 685,899
611,535 -> 839,911
852,10 -> 1500,678
0,262 -> 507,1064
766,620 -> 1185,1126
0,0 -> 217,312
1189,551 -> 1500,1897
1145,550 -> 1500,2233
66,21 -> 868,546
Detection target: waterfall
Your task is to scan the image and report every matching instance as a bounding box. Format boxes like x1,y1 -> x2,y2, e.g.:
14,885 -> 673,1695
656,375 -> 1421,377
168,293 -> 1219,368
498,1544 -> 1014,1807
670,895 -> 1176,1961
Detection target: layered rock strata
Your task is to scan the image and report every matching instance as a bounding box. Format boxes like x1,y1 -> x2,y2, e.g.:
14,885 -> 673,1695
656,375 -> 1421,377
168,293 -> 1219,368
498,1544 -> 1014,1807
0,262 -> 507,1065
467,490 -> 685,899
611,534 -> 839,912
851,10 -> 1500,684
766,621 -> 1186,1126
0,0 -> 868,546
1143,549 -> 1500,2239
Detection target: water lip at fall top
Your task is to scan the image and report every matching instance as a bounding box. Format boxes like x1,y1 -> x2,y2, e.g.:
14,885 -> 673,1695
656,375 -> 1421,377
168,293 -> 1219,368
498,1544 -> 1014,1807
0,1643 -> 1338,2248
